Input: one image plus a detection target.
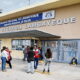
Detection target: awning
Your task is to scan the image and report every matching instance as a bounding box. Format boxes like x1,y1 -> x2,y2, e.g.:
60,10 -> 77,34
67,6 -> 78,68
0,30 -> 60,38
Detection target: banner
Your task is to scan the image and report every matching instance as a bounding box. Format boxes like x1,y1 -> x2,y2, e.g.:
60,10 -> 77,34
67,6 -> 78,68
0,10 -> 55,27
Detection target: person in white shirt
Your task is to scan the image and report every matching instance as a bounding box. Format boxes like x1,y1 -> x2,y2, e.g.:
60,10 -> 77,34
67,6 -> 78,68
1,46 -> 8,72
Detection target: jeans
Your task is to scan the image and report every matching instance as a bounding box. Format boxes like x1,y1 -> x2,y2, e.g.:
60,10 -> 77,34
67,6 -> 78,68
34,58 -> 39,69
1,57 -> 6,71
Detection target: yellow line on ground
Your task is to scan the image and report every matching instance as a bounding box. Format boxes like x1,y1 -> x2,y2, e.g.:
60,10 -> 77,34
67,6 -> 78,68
35,70 -> 51,75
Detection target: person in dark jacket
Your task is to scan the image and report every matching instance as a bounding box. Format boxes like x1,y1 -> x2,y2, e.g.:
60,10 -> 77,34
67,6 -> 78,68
27,47 -> 35,74
43,48 -> 52,73
70,57 -> 77,65
23,46 -> 30,61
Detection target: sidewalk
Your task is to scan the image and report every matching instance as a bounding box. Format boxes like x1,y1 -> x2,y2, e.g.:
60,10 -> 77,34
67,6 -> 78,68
0,59 -> 80,80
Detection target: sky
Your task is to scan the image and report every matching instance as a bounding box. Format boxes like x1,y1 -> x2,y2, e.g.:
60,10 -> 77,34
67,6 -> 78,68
0,0 -> 45,13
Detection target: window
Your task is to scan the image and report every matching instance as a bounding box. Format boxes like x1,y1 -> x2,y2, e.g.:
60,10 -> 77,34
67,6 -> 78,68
12,39 -> 31,50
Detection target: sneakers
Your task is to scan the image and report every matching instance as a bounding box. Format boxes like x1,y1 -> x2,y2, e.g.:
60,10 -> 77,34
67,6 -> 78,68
43,69 -> 45,73
31,72 -> 34,74
27,71 -> 34,74
26,71 -> 30,73
2,70 -> 7,72
43,69 -> 50,73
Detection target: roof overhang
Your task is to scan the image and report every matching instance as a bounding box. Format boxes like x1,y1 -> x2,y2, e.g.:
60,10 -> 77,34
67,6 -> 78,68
0,0 -> 80,21
0,30 -> 60,38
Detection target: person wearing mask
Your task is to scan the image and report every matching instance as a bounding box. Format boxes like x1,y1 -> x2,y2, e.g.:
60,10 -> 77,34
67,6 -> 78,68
43,48 -> 52,73
27,47 -> 35,74
1,46 -> 8,72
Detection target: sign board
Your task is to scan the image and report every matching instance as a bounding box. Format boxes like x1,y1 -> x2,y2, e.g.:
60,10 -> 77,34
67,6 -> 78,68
0,17 -> 76,34
0,10 -> 55,27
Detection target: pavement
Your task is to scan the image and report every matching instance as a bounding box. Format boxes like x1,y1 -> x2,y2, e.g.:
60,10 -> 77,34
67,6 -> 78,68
0,59 -> 80,80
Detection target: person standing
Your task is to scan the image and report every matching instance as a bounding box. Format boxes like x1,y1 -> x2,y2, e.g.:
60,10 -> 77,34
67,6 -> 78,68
6,47 -> 12,69
43,48 -> 52,73
27,47 -> 35,74
33,45 -> 40,69
38,47 -> 43,60
1,46 -> 8,72
23,46 -> 30,61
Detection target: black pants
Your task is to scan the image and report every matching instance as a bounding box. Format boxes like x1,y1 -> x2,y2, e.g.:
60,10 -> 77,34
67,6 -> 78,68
6,60 -> 12,69
70,59 -> 77,65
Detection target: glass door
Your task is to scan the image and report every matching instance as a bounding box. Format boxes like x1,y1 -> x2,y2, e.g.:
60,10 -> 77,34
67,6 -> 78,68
60,40 -> 78,63
42,40 -> 78,63
42,41 -> 59,61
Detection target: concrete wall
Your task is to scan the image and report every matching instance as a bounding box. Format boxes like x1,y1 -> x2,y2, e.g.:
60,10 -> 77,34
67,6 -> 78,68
32,4 -> 80,39
0,38 -> 23,59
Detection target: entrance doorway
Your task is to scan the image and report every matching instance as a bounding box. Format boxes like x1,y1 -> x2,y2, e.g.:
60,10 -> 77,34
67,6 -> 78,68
60,40 -> 78,63
42,41 -> 59,61
42,40 -> 78,63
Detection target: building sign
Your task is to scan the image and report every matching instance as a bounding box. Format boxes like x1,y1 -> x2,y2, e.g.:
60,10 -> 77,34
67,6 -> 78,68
42,10 -> 55,20
0,10 -> 55,27
0,17 -> 76,33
